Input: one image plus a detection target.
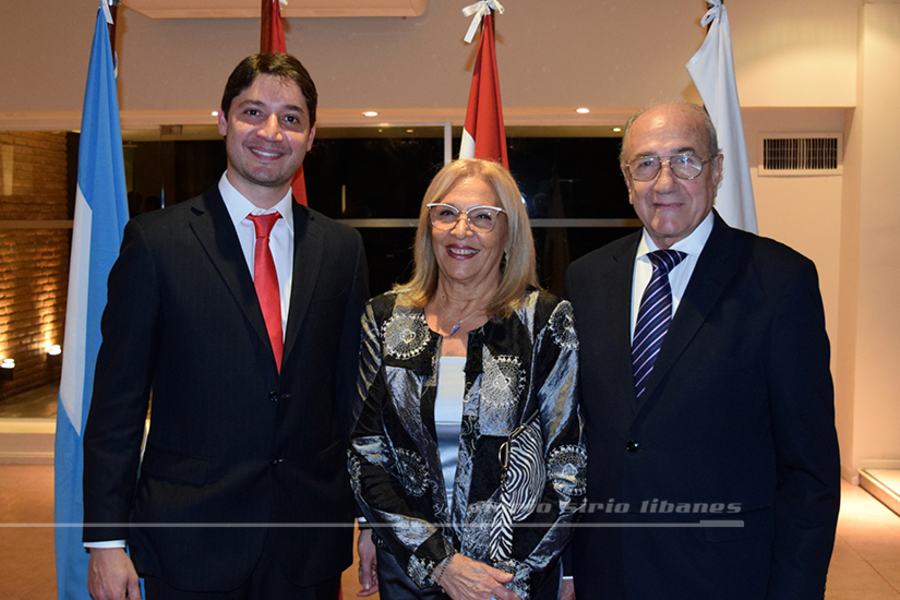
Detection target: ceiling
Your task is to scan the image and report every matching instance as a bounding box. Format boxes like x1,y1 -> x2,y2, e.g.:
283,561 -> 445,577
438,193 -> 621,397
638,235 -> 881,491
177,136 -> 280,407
121,0 -> 427,19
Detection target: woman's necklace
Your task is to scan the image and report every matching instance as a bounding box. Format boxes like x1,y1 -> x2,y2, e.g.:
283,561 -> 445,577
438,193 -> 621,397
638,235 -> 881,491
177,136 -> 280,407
437,299 -> 483,337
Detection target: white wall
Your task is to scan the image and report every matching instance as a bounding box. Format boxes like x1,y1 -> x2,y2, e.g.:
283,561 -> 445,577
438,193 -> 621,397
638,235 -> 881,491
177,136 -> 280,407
839,2 -> 900,478
0,0 -> 861,130
744,109 -> 845,348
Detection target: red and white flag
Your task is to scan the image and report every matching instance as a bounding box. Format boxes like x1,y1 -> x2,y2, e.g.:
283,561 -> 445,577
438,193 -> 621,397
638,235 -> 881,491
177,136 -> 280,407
686,0 -> 757,233
459,1 -> 508,168
261,0 -> 287,53
261,0 -> 308,205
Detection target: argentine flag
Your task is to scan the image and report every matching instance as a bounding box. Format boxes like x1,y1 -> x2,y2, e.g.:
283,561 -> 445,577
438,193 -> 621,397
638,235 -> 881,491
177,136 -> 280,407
54,2 -> 129,598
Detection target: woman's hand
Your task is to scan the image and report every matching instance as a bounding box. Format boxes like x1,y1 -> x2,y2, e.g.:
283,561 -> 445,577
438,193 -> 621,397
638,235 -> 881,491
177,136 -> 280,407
434,554 -> 522,600
356,528 -> 379,597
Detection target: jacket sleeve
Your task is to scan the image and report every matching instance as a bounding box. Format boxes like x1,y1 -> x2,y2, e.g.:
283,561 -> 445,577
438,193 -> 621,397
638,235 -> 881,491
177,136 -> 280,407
349,300 -> 455,588
509,299 -> 587,598
83,218 -> 159,543
765,259 -> 841,599
336,233 -> 369,441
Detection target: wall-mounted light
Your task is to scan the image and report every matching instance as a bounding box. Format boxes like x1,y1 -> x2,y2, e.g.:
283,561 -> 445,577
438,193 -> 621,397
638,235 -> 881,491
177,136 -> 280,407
612,127 -> 622,133
363,111 -> 379,117
48,344 -> 62,369
575,107 -> 590,114
0,358 -> 14,382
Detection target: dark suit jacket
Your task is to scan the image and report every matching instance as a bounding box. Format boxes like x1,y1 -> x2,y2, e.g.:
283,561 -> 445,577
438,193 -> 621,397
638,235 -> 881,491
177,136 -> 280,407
564,211 -> 840,599
83,185 -> 368,591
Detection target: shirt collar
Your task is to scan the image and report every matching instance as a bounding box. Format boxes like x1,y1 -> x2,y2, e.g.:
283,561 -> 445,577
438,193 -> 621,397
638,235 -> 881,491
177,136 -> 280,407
218,172 -> 294,232
636,210 -> 714,259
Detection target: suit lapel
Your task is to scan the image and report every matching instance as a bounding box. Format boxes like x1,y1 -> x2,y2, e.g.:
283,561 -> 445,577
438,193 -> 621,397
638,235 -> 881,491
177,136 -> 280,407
637,212 -> 744,408
607,235 -> 643,415
189,187 -> 275,365
282,205 -> 323,369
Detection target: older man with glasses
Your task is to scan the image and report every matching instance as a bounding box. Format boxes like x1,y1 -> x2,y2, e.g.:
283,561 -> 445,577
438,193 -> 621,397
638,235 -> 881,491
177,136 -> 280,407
563,101 -> 841,600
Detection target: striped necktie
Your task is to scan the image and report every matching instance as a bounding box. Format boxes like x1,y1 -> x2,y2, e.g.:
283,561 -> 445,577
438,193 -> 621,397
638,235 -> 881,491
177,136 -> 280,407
632,249 -> 687,399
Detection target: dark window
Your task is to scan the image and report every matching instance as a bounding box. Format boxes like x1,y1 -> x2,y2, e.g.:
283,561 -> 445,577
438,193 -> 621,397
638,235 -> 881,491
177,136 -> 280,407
115,130 -> 638,297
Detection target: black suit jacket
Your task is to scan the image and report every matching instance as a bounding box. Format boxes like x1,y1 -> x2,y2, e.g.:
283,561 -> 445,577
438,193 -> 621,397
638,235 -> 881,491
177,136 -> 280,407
83,185 -> 368,591
564,212 -> 840,599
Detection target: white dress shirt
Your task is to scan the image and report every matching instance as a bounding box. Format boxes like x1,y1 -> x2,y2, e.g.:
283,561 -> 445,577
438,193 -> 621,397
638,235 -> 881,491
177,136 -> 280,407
630,211 -> 714,341
219,172 -> 295,338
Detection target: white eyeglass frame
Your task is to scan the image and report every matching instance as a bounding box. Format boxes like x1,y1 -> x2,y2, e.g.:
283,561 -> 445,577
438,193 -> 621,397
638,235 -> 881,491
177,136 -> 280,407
426,203 -> 507,232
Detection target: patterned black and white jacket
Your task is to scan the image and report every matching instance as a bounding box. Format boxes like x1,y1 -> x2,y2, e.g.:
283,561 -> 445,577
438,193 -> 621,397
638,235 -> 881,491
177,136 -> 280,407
349,289 -> 586,599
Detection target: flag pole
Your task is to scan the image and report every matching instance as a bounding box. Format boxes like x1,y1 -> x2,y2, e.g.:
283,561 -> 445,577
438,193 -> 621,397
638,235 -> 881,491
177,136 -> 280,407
107,0 -> 121,55
260,0 -> 273,53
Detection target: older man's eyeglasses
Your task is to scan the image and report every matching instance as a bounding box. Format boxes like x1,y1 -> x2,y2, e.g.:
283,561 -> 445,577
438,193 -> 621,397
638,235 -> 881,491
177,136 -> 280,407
427,203 -> 507,233
625,154 -> 712,182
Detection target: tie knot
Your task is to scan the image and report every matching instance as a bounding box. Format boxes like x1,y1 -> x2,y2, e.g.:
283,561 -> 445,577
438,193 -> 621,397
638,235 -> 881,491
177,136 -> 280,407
646,249 -> 687,275
248,213 -> 281,238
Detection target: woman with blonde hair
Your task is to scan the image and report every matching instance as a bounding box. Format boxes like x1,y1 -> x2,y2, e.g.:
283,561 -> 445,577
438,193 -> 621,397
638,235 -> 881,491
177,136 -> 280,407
349,159 -> 586,600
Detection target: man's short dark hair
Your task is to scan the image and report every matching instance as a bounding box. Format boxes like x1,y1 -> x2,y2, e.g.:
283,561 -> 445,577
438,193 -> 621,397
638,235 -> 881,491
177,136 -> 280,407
221,53 -> 318,127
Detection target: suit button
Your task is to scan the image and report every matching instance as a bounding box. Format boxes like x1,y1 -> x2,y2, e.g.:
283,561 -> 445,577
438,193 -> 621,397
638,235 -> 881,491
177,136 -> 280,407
626,440 -> 640,452
269,391 -> 278,402
271,457 -> 284,465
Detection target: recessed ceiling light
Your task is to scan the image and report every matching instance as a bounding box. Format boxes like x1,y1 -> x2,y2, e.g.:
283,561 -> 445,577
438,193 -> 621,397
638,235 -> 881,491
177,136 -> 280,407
363,111 -> 379,117
576,107 -> 590,114
211,111 -> 219,117
612,127 -> 622,133
406,129 -> 414,133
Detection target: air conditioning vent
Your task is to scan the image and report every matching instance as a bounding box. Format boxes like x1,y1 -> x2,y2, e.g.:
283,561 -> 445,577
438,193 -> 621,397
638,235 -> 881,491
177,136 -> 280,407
759,135 -> 842,176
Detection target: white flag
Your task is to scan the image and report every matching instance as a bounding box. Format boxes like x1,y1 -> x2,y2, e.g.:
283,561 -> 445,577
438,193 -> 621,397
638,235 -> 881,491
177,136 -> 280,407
686,0 -> 757,233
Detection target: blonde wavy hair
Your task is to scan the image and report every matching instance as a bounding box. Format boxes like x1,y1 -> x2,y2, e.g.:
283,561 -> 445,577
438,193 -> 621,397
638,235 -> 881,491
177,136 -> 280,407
394,159 -> 539,319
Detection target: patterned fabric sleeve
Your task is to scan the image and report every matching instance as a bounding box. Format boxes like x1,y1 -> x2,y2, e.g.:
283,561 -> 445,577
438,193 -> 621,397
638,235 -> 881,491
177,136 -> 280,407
507,297 -> 587,598
348,295 -> 455,588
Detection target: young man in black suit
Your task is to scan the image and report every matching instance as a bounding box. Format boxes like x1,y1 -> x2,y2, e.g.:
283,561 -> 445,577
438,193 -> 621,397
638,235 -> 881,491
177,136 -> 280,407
83,54 -> 368,600
564,102 -> 840,599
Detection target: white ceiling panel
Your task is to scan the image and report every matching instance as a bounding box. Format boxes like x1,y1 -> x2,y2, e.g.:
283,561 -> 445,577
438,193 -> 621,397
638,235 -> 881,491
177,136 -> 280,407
122,0 -> 427,18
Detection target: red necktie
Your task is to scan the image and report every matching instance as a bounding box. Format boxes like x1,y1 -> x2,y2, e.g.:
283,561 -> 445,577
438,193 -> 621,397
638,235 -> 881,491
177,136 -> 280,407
248,213 -> 283,372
